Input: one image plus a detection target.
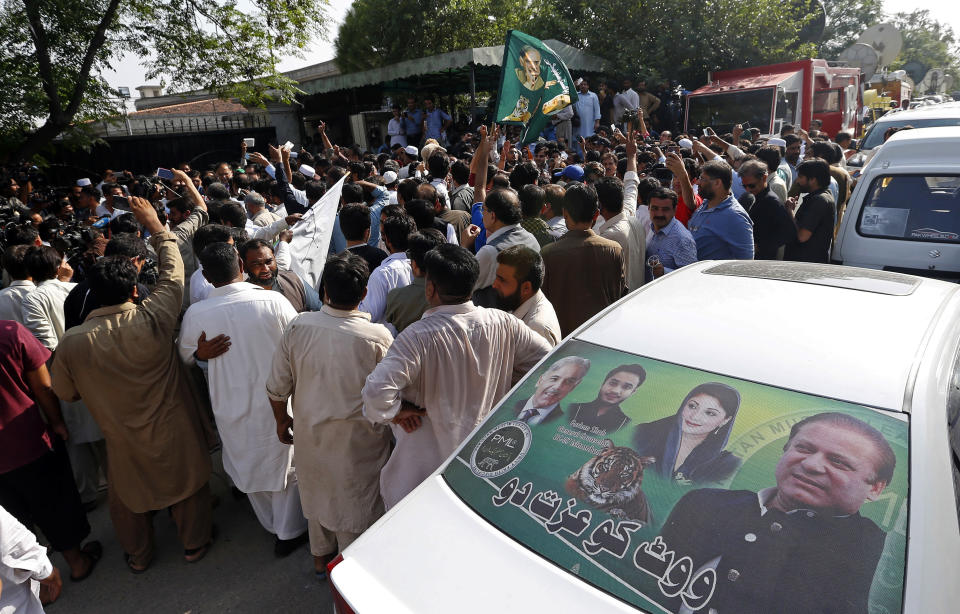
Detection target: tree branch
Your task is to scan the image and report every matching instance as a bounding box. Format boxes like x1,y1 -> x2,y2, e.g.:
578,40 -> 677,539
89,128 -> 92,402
23,0 -> 62,118
64,0 -> 123,118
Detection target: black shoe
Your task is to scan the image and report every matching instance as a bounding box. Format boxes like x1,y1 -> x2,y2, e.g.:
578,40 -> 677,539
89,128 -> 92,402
274,532 -> 308,558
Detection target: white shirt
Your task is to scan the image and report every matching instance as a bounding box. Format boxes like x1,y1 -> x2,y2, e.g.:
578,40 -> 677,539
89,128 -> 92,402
0,506 -> 53,614
388,118 -> 407,147
0,280 -> 35,324
622,170 -> 653,242
359,252 -> 412,323
362,302 -> 551,505
474,224 -> 516,290
512,290 -> 561,347
21,279 -> 75,350
596,211 -> 646,291
189,266 -> 214,304
244,216 -> 288,242
546,215 -> 568,238
179,282 -> 298,493
430,178 -> 451,210
95,202 -> 126,219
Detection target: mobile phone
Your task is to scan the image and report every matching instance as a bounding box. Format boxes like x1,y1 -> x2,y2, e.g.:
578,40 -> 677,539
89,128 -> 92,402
243,138 -> 255,147
282,141 -> 294,151
244,153 -> 250,161
156,167 -> 174,180
113,195 -> 130,210
740,121 -> 751,131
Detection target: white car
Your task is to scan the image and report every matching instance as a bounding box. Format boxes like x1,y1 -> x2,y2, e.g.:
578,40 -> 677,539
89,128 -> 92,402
329,261 -> 960,614
834,126 -> 960,281
847,101 -> 960,174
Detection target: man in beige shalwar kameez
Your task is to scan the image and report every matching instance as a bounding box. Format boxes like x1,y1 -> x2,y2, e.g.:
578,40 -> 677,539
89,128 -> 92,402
267,253 -> 394,578
51,198 -> 213,573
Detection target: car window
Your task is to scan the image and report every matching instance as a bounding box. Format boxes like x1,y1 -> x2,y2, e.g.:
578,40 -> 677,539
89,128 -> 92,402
861,117 -> 960,150
857,174 -> 960,243
813,88 -> 841,113
443,339 -> 909,614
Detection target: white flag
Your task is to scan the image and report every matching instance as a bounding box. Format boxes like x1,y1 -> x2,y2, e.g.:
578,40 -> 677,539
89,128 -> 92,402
288,174 -> 346,288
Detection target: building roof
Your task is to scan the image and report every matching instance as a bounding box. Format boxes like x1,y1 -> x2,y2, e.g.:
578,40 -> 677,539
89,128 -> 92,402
299,39 -> 607,95
128,98 -> 251,117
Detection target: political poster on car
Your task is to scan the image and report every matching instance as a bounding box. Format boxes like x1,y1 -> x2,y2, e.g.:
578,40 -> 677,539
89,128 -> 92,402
443,338 -> 908,614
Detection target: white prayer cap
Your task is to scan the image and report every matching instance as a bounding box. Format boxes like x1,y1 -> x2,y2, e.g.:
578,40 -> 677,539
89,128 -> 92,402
404,145 -> 419,157
768,138 -> 786,147
298,164 -> 316,178
677,138 -> 693,150
382,170 -> 398,185
77,178 -> 92,186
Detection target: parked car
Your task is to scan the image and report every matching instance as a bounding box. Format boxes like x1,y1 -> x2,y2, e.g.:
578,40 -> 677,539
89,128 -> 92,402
847,101 -> 960,174
833,126 -> 960,281
328,260 -> 960,614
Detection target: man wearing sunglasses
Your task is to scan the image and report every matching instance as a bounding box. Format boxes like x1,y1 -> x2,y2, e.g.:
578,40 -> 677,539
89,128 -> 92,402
738,160 -> 794,260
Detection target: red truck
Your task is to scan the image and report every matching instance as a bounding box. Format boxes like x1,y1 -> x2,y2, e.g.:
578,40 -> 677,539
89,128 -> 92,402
685,59 -> 862,138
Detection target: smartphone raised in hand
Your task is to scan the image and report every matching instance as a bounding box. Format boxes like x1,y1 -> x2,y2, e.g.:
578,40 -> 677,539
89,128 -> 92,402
112,195 -> 130,210
156,167 -> 174,180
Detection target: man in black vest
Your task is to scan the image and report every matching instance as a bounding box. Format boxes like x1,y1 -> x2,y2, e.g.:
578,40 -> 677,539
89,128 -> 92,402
239,239 -> 321,313
471,188 -> 540,307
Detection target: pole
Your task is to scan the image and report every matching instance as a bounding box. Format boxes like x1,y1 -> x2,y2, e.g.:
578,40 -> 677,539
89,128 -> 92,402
469,62 -> 477,110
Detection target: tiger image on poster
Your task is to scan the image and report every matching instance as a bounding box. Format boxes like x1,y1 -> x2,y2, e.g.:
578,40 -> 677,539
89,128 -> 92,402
502,95 -> 533,123
565,440 -> 655,525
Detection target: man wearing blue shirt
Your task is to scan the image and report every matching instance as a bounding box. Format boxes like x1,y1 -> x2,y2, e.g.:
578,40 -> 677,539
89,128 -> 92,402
573,79 -> 601,157
422,96 -> 451,143
687,160 -> 754,261
646,186 -> 698,279
403,97 -> 424,147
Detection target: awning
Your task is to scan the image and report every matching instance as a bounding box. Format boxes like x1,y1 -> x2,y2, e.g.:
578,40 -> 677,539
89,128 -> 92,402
298,39 -> 608,95
688,70 -> 801,97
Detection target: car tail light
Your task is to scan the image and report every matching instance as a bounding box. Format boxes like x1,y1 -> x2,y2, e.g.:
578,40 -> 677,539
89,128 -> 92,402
327,554 -> 356,614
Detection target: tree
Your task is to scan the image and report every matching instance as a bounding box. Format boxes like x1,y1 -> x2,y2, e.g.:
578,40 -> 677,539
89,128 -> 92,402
527,0 -> 817,88
0,0 -> 328,162
334,0 -> 540,73
817,0 -> 883,58
889,10 -> 960,90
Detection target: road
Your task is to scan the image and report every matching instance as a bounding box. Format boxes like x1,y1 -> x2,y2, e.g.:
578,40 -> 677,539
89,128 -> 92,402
44,456 -> 333,613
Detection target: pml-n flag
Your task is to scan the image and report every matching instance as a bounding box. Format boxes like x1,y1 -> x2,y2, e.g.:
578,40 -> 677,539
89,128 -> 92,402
495,30 -> 578,145
287,174 -> 346,288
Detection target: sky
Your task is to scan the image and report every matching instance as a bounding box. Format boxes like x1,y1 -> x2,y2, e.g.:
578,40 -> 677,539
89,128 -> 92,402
103,0 -> 959,97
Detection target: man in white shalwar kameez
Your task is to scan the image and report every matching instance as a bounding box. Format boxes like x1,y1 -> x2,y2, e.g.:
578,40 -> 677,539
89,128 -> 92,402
0,505 -> 62,612
266,253 -> 394,578
179,242 -> 308,553
363,244 -> 551,508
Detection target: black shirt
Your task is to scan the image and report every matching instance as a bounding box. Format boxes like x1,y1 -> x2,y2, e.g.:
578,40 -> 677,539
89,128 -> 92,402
749,187 -> 796,260
63,280 -> 150,330
343,244 -> 387,272
784,188 -> 835,263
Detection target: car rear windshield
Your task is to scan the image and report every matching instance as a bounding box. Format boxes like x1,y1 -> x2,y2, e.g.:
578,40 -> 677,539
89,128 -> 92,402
443,338 -> 909,614
861,117 -> 960,150
857,174 -> 960,243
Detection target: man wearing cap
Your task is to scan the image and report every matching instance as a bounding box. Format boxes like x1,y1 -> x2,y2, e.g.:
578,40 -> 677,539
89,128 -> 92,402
554,165 -> 584,185
398,146 -> 420,180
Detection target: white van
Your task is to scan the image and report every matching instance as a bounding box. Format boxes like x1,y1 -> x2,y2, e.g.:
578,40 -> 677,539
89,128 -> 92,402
846,101 -> 960,174
833,126 -> 960,281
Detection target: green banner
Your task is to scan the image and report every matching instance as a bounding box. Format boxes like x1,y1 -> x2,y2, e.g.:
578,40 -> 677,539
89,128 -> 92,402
443,339 -> 908,614
495,30 -> 578,145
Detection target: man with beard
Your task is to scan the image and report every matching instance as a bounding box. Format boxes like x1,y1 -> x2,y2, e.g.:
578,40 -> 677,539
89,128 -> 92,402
567,364 -> 646,435
687,160 -> 754,261
513,356 -> 591,425
492,246 -> 561,347
635,79 -> 661,122
239,239 -> 322,313
645,186 -> 697,280
783,134 -> 803,185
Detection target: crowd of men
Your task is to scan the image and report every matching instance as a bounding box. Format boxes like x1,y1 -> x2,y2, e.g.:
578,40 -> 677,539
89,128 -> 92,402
0,90 -> 865,610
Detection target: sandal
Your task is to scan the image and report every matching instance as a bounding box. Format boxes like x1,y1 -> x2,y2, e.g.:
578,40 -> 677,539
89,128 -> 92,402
70,541 -> 103,582
184,525 -> 218,563
124,553 -> 149,574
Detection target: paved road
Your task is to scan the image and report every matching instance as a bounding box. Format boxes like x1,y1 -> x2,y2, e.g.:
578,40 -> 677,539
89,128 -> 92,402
44,458 -> 333,613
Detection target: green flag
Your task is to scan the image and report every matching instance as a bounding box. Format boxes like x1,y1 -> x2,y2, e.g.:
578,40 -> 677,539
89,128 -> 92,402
495,30 -> 578,145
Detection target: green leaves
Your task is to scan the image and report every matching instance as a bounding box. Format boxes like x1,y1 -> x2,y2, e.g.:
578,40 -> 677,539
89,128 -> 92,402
0,0 -> 329,160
